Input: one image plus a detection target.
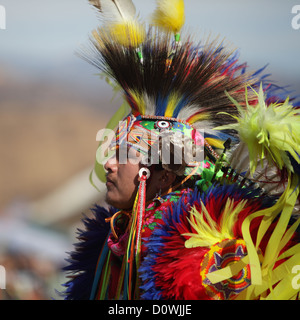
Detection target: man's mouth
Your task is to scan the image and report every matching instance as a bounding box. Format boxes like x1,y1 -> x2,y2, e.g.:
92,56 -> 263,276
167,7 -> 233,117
106,176 -> 115,187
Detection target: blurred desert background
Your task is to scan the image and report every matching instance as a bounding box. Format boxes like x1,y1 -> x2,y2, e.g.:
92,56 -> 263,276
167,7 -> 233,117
0,0 -> 299,299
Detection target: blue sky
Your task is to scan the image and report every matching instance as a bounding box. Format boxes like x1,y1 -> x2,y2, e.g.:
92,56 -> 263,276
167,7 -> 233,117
0,0 -> 299,97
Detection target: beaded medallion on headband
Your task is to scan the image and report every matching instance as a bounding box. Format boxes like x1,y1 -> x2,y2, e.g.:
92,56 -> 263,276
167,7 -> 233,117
108,114 -> 205,170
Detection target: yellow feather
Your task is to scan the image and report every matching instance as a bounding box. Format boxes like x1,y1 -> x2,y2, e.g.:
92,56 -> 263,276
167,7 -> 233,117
184,197 -> 248,249
185,205 -> 220,248
165,93 -> 181,117
128,90 -> 146,114
187,112 -> 211,124
151,0 -> 185,33
108,20 -> 146,47
205,138 -> 225,150
220,199 -> 247,237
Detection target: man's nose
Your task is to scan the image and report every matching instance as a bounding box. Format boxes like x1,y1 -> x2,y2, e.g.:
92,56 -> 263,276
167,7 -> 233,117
104,155 -> 118,172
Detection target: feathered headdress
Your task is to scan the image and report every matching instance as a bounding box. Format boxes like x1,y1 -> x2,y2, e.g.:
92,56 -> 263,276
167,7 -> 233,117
85,0 -> 275,187
87,0 -> 300,179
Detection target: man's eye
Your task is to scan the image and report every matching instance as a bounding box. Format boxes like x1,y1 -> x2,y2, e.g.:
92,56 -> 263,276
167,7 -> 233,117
128,149 -> 138,158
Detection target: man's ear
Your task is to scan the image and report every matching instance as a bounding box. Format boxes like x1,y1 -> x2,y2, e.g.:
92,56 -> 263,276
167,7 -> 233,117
160,170 -> 177,191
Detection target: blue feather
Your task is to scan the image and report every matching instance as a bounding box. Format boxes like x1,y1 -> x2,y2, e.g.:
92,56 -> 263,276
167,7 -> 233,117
155,93 -> 169,117
61,205 -> 115,300
172,96 -> 189,118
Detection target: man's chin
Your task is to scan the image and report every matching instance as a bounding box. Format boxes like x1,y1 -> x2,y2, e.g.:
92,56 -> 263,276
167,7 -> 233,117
105,193 -> 133,211
105,192 -> 116,207
105,193 -> 122,209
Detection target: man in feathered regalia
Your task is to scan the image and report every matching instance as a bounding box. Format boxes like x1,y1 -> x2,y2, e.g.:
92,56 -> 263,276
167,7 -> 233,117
63,0 -> 300,300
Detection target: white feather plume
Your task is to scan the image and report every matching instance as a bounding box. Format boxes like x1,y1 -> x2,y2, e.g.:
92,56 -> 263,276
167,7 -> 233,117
89,0 -> 136,23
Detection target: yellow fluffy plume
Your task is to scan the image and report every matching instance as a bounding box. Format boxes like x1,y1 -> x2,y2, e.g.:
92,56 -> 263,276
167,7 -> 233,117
151,0 -> 185,34
108,21 -> 146,47
215,84 -> 300,175
93,21 -> 146,48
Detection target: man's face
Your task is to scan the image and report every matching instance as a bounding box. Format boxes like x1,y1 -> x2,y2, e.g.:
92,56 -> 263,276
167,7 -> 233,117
103,145 -> 176,210
104,147 -> 142,210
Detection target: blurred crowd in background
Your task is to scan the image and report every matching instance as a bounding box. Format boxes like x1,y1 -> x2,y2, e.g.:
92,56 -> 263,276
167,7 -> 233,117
0,250 -> 59,300
0,0 -> 299,300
